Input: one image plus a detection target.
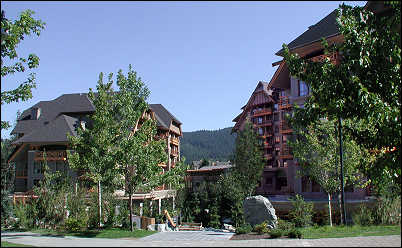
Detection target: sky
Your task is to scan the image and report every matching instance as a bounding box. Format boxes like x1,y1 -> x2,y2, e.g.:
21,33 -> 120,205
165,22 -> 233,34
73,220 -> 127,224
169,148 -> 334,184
1,1 -> 366,138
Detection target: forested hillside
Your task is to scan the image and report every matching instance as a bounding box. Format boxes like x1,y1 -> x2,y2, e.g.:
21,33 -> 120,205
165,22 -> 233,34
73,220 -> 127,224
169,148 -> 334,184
180,127 -> 236,163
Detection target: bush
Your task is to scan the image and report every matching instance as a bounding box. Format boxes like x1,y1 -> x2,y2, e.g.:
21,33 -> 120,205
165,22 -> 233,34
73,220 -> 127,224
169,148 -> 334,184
253,221 -> 269,234
235,223 -> 252,234
269,229 -> 282,239
313,210 -> 329,226
64,217 -> 86,232
352,204 -> 374,226
289,194 -> 313,228
372,196 -> 401,225
288,228 -> 303,239
277,218 -> 295,231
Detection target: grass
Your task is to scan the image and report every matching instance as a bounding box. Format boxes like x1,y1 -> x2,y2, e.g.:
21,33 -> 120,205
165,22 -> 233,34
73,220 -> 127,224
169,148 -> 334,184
1,241 -> 35,247
300,224 -> 401,239
29,227 -> 157,239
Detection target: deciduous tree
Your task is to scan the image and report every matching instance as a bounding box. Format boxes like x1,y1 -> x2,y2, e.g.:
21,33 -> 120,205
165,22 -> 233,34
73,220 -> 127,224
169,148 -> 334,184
282,2 -> 400,195
1,9 -> 45,130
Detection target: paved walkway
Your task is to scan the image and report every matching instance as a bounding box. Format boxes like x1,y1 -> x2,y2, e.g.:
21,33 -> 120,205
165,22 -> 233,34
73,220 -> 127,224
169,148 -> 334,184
1,231 -> 401,247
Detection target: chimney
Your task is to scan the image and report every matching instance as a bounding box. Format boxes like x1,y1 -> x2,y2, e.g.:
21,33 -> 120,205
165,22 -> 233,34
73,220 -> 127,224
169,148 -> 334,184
31,107 -> 41,120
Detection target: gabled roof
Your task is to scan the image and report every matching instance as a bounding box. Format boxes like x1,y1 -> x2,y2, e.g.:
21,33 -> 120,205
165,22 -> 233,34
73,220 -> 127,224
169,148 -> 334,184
276,9 -> 339,56
149,104 -> 182,129
13,114 -> 79,144
11,93 -> 181,145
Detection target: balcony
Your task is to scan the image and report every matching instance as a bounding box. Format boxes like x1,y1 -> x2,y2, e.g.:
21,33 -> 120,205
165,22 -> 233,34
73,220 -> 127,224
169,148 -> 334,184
280,121 -> 293,134
264,142 -> 272,149
171,149 -> 178,157
255,120 -> 273,127
279,96 -> 292,110
171,137 -> 180,146
280,145 -> 293,159
16,169 -> 28,178
264,154 -> 273,160
34,150 -> 67,161
310,52 -> 340,65
252,108 -> 272,117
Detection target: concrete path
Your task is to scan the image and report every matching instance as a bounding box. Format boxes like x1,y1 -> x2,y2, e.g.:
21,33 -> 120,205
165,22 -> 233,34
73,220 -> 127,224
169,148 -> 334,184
1,231 -> 401,247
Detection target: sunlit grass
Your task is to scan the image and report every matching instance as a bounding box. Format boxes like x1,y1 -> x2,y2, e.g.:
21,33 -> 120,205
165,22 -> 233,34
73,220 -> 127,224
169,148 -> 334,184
300,224 -> 401,239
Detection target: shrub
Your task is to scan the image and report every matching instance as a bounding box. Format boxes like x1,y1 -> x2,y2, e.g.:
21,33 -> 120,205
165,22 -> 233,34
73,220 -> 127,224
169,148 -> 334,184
235,223 -> 252,234
288,228 -> 303,239
312,210 -> 329,226
289,194 -> 313,228
64,217 -> 86,232
253,221 -> 269,234
269,229 -> 282,239
277,218 -> 295,231
372,196 -> 401,225
352,204 -> 374,226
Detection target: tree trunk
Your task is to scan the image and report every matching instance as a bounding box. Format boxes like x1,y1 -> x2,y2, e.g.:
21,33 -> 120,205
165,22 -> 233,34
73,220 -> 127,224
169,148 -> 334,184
98,180 -> 102,228
338,192 -> 343,225
328,193 -> 333,227
129,188 -> 134,232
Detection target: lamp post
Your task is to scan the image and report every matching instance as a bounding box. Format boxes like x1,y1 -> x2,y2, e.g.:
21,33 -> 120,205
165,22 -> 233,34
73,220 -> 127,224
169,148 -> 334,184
338,116 -> 347,225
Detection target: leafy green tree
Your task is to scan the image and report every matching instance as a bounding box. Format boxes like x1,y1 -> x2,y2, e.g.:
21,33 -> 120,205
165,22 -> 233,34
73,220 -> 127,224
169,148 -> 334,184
1,9 -> 45,130
282,2 -> 400,195
233,121 -> 264,196
68,72 -> 123,228
288,118 -> 372,226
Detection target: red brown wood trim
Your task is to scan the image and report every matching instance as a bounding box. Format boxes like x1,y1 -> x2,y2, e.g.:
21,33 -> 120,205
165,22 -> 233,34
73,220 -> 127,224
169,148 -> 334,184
272,60 -> 283,67
8,143 -> 26,163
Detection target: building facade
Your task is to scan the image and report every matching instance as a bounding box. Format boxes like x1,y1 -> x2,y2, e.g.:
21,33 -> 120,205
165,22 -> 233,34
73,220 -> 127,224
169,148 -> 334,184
8,93 -> 182,198
231,4 -> 384,201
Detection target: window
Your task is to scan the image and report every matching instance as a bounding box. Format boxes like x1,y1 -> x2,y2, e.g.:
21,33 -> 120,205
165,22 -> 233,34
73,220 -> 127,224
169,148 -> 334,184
258,127 -> 263,135
33,161 -> 43,174
275,136 -> 280,143
282,135 -> 287,142
283,160 -> 288,167
258,117 -> 263,124
274,104 -> 278,111
274,113 -> 279,121
280,91 -> 286,97
298,80 -> 309,96
302,177 -> 310,192
265,177 -> 273,185
274,126 -> 279,133
277,160 -> 281,167
275,147 -> 280,156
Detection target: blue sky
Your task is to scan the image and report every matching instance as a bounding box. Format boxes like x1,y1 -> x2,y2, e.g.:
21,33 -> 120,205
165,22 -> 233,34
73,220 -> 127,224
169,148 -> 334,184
1,1 -> 366,138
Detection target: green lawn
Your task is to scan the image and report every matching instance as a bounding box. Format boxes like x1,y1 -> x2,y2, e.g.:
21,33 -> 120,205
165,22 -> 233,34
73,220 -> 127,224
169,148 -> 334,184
1,241 -> 35,247
300,225 -> 401,239
30,227 -> 157,239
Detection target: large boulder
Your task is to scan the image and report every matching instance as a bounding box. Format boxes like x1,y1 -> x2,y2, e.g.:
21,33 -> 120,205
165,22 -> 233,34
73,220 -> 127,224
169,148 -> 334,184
243,195 -> 278,228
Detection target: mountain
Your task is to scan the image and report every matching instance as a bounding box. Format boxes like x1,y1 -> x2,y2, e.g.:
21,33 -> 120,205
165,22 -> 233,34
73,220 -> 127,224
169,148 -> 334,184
180,127 -> 237,164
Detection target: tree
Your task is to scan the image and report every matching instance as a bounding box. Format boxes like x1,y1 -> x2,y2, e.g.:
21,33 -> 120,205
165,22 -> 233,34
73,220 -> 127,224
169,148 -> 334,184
68,73 -> 123,228
233,121 -> 264,196
1,9 -> 45,130
288,118 -> 372,226
282,2 -> 400,195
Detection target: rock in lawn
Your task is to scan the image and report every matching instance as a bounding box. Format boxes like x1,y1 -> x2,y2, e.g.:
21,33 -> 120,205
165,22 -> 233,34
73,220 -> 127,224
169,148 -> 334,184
243,195 -> 278,228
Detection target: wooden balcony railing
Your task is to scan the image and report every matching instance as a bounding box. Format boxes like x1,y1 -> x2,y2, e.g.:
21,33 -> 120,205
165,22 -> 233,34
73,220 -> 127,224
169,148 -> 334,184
280,145 -> 293,159
280,121 -> 293,134
171,149 -> 178,157
252,108 -> 272,117
264,142 -> 272,149
34,150 -> 67,161
264,154 -> 273,160
255,121 -> 273,127
279,96 -> 292,109
310,52 -> 340,65
171,137 -> 180,146
16,169 -> 28,177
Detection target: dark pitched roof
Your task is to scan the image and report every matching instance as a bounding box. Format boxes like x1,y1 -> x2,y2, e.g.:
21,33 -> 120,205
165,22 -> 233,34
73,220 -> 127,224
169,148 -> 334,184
13,114 -> 79,144
149,104 -> 182,129
276,9 -> 339,56
11,93 -> 181,144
